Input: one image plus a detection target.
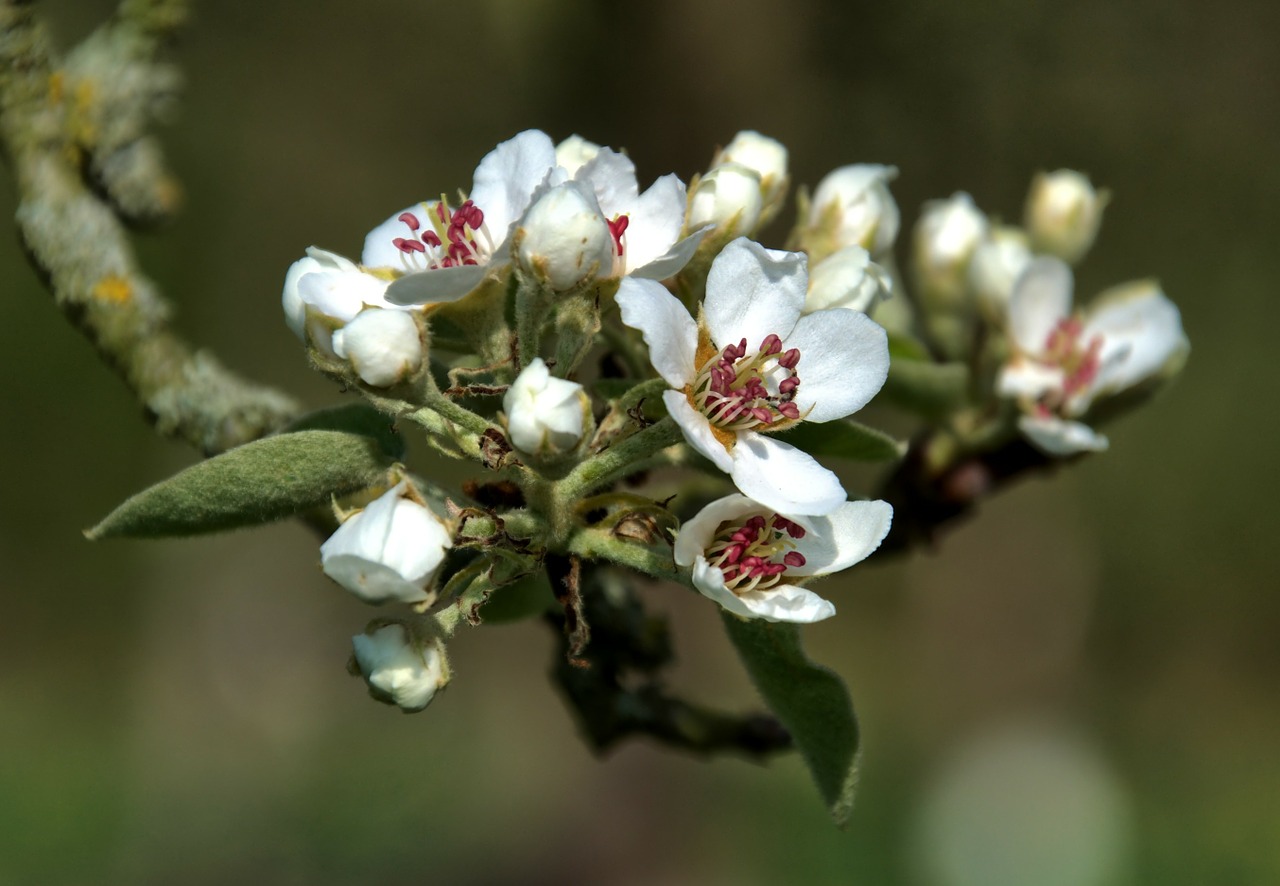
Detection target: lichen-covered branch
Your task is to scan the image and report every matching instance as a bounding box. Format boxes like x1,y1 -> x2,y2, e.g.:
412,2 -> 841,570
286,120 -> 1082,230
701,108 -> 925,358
0,0 -> 298,455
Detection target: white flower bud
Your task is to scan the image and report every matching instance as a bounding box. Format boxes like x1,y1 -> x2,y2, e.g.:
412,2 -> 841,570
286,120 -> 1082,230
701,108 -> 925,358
351,623 -> 448,712
320,482 -> 452,605
1024,169 -> 1108,264
968,225 -> 1033,309
912,192 -> 989,301
331,309 -> 423,387
714,131 -> 789,223
687,162 -> 764,239
516,181 -> 614,291
282,255 -> 321,341
285,248 -> 393,355
805,246 -> 893,314
555,134 -> 601,177
809,164 -> 900,258
503,358 -> 588,456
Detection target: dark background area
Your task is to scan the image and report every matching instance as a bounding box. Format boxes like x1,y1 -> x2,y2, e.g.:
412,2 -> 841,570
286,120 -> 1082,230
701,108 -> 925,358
2,1 -> 1277,883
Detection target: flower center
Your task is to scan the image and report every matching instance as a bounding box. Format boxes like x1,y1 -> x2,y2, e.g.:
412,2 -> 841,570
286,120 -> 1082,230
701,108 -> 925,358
1036,316 -> 1103,412
692,334 -> 802,431
706,513 -> 807,594
390,197 -> 496,272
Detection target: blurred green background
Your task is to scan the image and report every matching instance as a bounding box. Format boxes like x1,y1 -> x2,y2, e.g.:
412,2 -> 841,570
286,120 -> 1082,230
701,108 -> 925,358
3,1 -> 1278,883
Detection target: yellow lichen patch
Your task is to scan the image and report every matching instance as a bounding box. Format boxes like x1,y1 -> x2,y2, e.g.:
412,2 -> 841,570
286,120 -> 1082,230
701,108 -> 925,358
92,275 -> 133,305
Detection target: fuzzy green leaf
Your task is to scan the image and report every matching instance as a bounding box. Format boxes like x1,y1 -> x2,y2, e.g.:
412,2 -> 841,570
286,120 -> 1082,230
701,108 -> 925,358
882,358 -> 970,419
776,419 -> 905,462
722,614 -> 861,828
87,430 -> 396,539
283,402 -> 406,460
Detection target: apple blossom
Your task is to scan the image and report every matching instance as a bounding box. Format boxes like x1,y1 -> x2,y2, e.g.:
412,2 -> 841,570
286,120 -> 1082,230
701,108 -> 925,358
803,163 -> 901,260
282,247 -> 398,354
674,494 -> 892,623
616,237 -> 890,516
712,131 -> 789,226
998,257 -> 1188,455
503,358 -> 589,456
351,623 -> 449,712
320,481 -> 453,605
805,245 -> 893,314
515,180 -> 615,291
686,162 -> 765,241
1024,169 -> 1109,264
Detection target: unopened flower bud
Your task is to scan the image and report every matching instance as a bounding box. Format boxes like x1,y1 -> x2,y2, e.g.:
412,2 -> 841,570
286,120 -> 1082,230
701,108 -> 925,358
912,192 -> 989,302
687,162 -> 764,240
332,309 -> 423,387
968,225 -> 1033,309
805,246 -> 892,314
806,164 -> 900,259
516,181 -> 614,291
504,357 -> 589,456
320,481 -> 452,605
713,131 -> 789,227
1024,169 -> 1108,264
555,134 -> 601,177
284,248 -> 392,355
351,623 -> 448,712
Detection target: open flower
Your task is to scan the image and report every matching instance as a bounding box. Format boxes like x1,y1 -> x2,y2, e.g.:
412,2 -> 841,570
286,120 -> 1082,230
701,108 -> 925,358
616,238 -> 890,516
998,257 -> 1189,455
366,130 -> 560,306
351,623 -> 448,712
674,494 -> 892,623
320,481 -> 452,605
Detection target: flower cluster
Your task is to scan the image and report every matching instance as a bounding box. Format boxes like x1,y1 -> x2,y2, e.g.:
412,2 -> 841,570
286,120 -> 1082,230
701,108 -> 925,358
260,129 -> 1188,726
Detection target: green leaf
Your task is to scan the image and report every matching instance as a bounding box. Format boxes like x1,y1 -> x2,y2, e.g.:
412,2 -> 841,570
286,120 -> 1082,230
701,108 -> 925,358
882,358 -> 970,419
775,419 -> 905,462
722,615 -> 861,828
283,402 -> 405,460
87,430 -> 396,539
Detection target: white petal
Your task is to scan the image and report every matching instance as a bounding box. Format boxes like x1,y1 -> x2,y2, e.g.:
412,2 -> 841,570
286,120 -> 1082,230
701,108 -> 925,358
333,309 -> 422,387
362,204 -> 426,269
805,246 -> 891,314
298,269 -> 389,323
1019,414 -> 1109,456
615,278 -> 699,388
673,494 -> 758,568
575,147 -> 640,216
1008,257 -> 1074,355
731,584 -> 836,623
729,432 -> 846,516
306,246 -> 358,272
997,359 -> 1066,401
691,558 -> 758,620
1083,282 -> 1188,395
783,308 -> 889,421
630,229 -> 709,280
468,130 -> 558,245
282,256 -> 323,340
351,625 -> 445,712
384,264 -> 491,307
620,173 -> 687,273
664,390 -> 734,472
704,238 -> 806,351
787,500 -> 892,576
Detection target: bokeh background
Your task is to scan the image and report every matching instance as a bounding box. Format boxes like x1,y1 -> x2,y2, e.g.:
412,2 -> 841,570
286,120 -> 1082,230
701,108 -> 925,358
3,1 -> 1278,883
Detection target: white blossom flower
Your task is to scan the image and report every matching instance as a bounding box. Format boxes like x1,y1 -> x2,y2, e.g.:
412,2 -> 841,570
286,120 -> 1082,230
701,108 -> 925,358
365,130 -> 561,306
912,192 -> 988,300
320,481 -> 452,605
998,257 -> 1189,455
674,494 -> 892,623
351,623 -> 448,712
968,225 -> 1033,310
503,358 -> 589,456
616,237 -> 890,516
712,130 -> 789,224
282,248 -> 399,354
806,163 -> 901,259
1024,169 -> 1109,264
332,309 -> 423,387
554,134 -> 601,176
686,162 -> 764,240
515,180 -> 614,291
805,245 -> 893,314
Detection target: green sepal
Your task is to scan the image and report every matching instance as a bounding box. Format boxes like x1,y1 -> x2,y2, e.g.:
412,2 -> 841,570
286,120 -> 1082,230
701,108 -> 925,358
774,419 -> 905,462
882,344 -> 971,420
722,614 -> 861,828
283,402 -> 406,460
87,430 -> 396,539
